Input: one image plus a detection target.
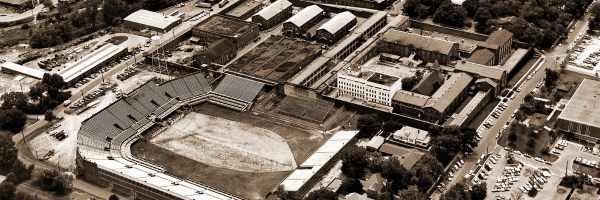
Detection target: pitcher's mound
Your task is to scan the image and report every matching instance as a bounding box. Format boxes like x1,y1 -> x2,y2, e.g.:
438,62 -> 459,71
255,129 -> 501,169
151,112 -> 297,172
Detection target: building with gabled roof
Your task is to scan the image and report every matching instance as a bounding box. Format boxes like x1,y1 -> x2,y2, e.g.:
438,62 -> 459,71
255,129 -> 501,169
360,173 -> 387,192
316,11 -> 357,43
477,29 -> 513,65
411,70 -> 444,96
283,5 -> 324,37
252,0 -> 293,29
344,193 -> 371,200
382,30 -> 459,65
192,38 -> 237,65
226,0 -> 263,20
123,9 -> 182,33
468,49 -> 496,66
378,143 -> 424,169
454,60 -> 506,87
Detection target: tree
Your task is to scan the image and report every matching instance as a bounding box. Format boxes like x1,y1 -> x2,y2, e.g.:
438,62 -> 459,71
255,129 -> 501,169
459,128 -> 478,154
553,92 -> 564,101
526,138 -> 536,148
1,108 -> 27,132
524,94 -> 534,103
43,0 -> 53,8
14,192 -> 42,200
0,133 -> 18,171
474,7 -> 492,24
0,181 -> 16,200
42,73 -> 66,90
6,172 -> 19,183
462,0 -> 479,17
273,185 -> 297,200
588,20 -> 596,33
433,3 -> 468,27
544,68 -> 561,87
109,194 -> 120,200
340,146 -> 369,178
12,159 -> 34,183
357,114 -> 380,139
0,92 -> 27,110
33,169 -> 73,195
305,188 -> 338,200
337,178 -> 364,195
29,82 -> 48,101
471,183 -> 487,200
504,17 -> 529,36
397,185 -> 423,200
44,110 -> 56,125
508,131 -> 518,143
431,135 -> 461,164
415,4 -> 430,18
380,159 -> 410,191
440,182 -> 470,200
402,0 -> 422,17
521,26 -> 544,46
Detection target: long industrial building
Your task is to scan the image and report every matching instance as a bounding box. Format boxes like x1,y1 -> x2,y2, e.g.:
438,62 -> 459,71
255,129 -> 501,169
0,62 -> 45,79
123,9 -> 183,33
58,44 -> 127,86
316,11 -> 357,43
283,5 -> 324,37
251,0 -> 292,29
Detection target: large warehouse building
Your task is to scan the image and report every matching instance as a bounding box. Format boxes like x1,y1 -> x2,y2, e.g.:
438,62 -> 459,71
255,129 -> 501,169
251,0 -> 292,29
193,15 -> 260,50
1,62 -> 45,79
225,0 -> 263,20
316,11 -> 357,43
123,9 -> 183,33
59,44 -> 127,86
283,5 -> 324,37
557,79 -> 600,142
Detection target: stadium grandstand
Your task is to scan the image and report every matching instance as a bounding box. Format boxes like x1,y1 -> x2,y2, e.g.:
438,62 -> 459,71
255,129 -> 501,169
276,96 -> 334,124
77,73 -> 265,200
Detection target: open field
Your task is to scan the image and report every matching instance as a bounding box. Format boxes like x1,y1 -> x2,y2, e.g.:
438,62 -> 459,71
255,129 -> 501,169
132,104 -> 325,199
151,112 -> 297,172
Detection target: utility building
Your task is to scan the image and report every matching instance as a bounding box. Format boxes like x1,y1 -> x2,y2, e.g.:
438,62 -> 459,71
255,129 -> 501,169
252,0 -> 293,29
316,11 -> 357,43
226,0 -> 263,20
193,38 -> 237,66
123,9 -> 182,33
193,15 -> 260,50
283,5 -> 324,37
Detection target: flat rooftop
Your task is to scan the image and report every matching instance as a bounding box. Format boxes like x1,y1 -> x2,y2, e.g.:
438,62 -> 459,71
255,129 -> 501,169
1,62 -> 45,79
501,48 -> 529,73
124,9 -> 181,30
195,15 -> 255,36
226,0 -> 262,18
367,72 -> 399,87
559,79 -> 600,128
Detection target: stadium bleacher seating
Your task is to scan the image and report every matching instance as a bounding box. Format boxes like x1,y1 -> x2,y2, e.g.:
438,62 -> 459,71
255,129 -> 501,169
276,96 -> 334,124
211,75 -> 264,111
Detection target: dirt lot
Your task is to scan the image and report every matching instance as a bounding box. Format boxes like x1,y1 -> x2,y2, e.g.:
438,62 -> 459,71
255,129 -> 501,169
0,72 -> 34,96
151,112 -> 297,172
131,103 -> 325,199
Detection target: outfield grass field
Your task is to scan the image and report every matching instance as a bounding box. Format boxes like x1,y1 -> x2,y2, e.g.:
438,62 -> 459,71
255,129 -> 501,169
131,104 -> 326,199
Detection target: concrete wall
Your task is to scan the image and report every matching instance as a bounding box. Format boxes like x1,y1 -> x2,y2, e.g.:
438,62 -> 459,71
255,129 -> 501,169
409,20 -> 489,41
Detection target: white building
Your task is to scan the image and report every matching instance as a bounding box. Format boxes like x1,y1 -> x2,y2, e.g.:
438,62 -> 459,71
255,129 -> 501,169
337,66 -> 402,106
392,126 -> 431,147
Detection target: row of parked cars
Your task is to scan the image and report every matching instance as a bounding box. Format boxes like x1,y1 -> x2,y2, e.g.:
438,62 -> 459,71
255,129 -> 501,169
438,159 -> 465,192
70,82 -> 111,109
574,156 -> 600,169
492,162 -> 523,192
551,139 -> 568,154
117,64 -> 140,81
519,170 -> 550,193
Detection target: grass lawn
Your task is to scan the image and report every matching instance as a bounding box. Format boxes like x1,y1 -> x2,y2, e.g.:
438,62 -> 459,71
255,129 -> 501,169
534,70 -> 597,100
131,104 -> 325,199
497,123 -> 559,162
467,99 -> 500,130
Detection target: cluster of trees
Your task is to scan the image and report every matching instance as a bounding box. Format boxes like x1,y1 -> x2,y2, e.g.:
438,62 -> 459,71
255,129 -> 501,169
339,145 -> 444,199
468,0 -> 583,47
356,114 -> 404,139
0,134 -> 44,200
519,94 -> 550,115
0,73 -> 69,133
401,71 -> 424,91
403,0 -> 469,27
544,69 -> 561,88
429,125 -> 479,164
440,182 -> 487,200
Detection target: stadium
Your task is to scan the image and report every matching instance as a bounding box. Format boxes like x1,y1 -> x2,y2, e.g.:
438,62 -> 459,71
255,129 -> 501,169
76,71 -> 343,200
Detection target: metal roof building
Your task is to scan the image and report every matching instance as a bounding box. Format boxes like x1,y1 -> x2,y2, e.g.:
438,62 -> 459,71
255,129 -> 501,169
58,44 -> 127,85
283,5 -> 323,34
317,11 -> 356,35
252,0 -> 292,29
0,62 -> 45,79
123,9 -> 182,33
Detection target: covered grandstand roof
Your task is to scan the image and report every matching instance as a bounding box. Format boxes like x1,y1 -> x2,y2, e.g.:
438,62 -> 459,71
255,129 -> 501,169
285,5 -> 323,28
59,44 -> 127,83
467,49 -> 495,65
124,9 -> 182,30
253,0 -> 292,20
558,79 -> 600,128
317,11 -> 356,35
0,62 -> 45,79
383,30 -> 458,56
427,73 -> 473,113
213,75 -> 264,103
454,60 -> 505,80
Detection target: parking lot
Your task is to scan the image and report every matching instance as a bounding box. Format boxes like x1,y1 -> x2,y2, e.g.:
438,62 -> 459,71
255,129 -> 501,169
567,33 -> 600,71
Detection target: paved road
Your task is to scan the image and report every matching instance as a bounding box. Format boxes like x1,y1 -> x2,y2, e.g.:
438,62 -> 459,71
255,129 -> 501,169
0,0 -> 58,23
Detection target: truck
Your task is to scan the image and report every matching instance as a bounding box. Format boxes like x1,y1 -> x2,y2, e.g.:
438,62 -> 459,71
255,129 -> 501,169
196,2 -> 211,7
64,100 -> 71,106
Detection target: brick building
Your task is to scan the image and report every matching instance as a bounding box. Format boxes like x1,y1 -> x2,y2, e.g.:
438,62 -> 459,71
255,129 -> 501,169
316,11 -> 357,43
225,0 -> 263,20
381,30 -> 459,66
192,38 -> 237,65
477,29 -> 513,65
283,5 -> 324,37
557,79 -> 600,143
251,0 -> 292,29
193,15 -> 259,50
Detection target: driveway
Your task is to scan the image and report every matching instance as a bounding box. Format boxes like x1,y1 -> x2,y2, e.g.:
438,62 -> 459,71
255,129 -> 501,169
0,0 -> 58,23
